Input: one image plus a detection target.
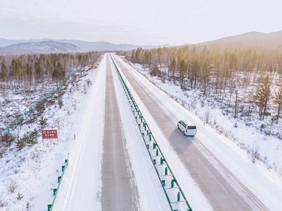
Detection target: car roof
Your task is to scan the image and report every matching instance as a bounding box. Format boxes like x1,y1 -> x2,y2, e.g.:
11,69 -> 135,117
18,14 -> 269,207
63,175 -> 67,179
181,120 -> 195,126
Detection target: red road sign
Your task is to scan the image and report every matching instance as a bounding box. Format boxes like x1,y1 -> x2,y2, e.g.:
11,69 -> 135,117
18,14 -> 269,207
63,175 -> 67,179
42,130 -> 58,139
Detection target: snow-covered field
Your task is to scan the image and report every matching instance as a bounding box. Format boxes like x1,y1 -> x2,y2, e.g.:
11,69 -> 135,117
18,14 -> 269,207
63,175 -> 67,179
0,82 -> 56,129
113,55 -> 282,210
0,59 -> 101,210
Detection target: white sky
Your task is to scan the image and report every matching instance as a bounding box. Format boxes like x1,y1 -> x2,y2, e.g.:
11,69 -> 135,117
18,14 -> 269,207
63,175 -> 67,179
0,0 -> 281,45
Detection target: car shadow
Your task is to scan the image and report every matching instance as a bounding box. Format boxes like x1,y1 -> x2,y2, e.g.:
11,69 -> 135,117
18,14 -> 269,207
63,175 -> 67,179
168,128 -> 194,155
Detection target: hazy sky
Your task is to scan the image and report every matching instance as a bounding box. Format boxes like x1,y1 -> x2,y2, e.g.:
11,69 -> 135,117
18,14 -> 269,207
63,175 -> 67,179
0,0 -> 281,45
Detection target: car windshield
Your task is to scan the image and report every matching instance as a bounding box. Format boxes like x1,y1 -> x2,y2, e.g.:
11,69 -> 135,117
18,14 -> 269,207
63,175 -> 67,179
188,126 -> 196,129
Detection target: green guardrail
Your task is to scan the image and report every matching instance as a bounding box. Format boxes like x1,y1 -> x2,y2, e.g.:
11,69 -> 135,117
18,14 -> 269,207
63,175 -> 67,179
48,159 -> 69,211
0,64 -> 92,137
110,54 -> 192,211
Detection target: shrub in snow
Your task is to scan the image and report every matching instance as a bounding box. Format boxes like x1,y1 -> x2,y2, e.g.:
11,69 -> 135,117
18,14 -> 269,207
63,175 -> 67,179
201,100 -> 205,108
27,129 -> 38,145
72,103 -> 77,110
213,117 -> 217,125
17,193 -> 23,200
0,134 -> 15,145
205,110 -> 210,124
16,137 -> 25,150
150,64 -> 161,77
181,84 -> 188,91
39,117 -> 47,129
8,181 -> 16,193
0,200 -> 6,208
35,102 -> 45,114
250,144 -> 260,163
26,202 -> 30,209
86,79 -> 92,87
16,129 -> 38,150
58,99 -> 63,108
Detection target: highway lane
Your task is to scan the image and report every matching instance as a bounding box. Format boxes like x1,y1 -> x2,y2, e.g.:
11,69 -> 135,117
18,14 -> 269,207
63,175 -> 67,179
101,56 -> 139,210
114,55 -> 267,211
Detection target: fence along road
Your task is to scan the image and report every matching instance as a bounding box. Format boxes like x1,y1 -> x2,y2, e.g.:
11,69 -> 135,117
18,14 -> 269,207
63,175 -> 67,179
113,55 -> 268,211
101,55 -> 139,210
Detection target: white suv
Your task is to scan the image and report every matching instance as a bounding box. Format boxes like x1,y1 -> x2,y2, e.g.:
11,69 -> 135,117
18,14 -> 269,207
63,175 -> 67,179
177,120 -> 197,136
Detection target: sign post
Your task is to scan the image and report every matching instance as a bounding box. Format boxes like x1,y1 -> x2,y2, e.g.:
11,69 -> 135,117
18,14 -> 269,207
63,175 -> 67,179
42,130 -> 58,145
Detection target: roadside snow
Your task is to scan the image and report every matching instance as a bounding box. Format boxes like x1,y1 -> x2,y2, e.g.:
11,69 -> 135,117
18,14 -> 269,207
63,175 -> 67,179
53,54 -> 107,211
0,57 -> 102,210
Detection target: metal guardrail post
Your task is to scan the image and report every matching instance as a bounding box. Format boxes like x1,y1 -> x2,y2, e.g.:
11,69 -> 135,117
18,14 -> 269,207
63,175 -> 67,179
47,159 -> 69,211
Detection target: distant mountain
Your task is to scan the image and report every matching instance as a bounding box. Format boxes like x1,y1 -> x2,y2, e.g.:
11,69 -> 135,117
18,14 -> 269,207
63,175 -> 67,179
196,30 -> 282,48
0,38 -> 51,48
0,38 -> 26,48
0,40 -> 80,55
57,40 -> 167,51
0,38 -> 167,55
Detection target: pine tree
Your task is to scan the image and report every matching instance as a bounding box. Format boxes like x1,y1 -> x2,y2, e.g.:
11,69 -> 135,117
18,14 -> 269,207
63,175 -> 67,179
25,63 -> 32,84
190,56 -> 200,88
0,59 -> 7,81
273,87 -> 282,123
46,57 -> 53,80
131,49 -> 136,62
144,51 -> 152,67
169,58 -> 176,81
178,59 -> 186,85
52,61 -> 65,82
10,58 -> 20,80
150,63 -> 160,76
35,58 -> 42,80
200,56 -> 210,94
253,75 -> 271,120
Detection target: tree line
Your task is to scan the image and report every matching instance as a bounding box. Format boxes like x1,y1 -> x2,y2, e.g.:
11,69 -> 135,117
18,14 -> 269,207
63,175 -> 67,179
126,46 -> 282,123
0,51 -> 101,88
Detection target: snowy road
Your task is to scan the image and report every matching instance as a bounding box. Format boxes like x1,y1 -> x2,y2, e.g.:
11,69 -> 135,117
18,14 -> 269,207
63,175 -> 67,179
101,56 -> 139,210
54,55 -> 139,211
113,55 -> 268,210
53,54 -> 170,211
